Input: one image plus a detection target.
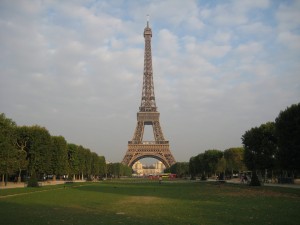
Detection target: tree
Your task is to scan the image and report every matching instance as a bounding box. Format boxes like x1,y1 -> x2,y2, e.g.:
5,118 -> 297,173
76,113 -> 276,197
107,163 -> 113,177
14,126 -> 30,182
189,153 -> 206,179
77,146 -> 86,180
26,126 -> 53,177
249,172 -> 261,186
122,164 -> 132,177
203,149 -> 223,176
216,157 -> 226,179
15,148 -> 28,182
112,163 -> 121,178
68,144 -> 79,180
189,156 -> 198,179
98,156 -> 106,178
275,103 -> 300,173
0,113 -> 106,183
168,162 -> 189,178
189,151 -> 223,179
76,146 -> 92,179
0,113 -> 17,185
51,136 -> 68,179
224,147 -> 246,175
83,148 -> 92,179
108,163 -> 132,178
242,122 -> 277,172
196,153 -> 206,178
91,152 -> 100,179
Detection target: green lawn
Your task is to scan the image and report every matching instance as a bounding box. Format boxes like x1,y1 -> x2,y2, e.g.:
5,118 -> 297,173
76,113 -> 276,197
0,180 -> 299,225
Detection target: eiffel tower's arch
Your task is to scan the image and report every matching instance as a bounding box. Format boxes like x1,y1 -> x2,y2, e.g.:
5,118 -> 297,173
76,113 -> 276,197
123,139 -> 175,168
122,20 -> 176,168
128,154 -> 169,168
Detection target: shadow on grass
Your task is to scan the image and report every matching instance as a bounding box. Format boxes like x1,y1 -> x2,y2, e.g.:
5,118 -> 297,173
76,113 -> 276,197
1,181 -> 300,225
0,182 -> 217,225
0,200 -> 171,225
76,180 -> 300,200
77,181 -> 211,200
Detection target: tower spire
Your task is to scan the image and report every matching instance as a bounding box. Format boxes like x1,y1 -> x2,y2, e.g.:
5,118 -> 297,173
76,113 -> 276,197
146,14 -> 150,28
140,16 -> 155,112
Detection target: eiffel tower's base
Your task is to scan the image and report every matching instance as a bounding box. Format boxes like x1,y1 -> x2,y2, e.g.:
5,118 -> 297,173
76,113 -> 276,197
122,142 -> 176,168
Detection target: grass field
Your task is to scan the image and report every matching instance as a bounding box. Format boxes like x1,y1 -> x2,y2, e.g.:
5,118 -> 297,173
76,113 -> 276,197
0,180 -> 299,225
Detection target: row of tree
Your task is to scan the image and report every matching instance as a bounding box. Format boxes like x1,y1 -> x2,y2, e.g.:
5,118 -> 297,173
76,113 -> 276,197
0,113 -> 108,183
2,103 -> 298,183
188,147 -> 246,179
107,162 -> 132,178
165,162 -> 189,178
242,103 -> 300,177
181,103 -> 300,181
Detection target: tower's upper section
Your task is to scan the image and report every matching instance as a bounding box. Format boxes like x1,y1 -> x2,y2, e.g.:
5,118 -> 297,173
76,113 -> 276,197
144,19 -> 152,37
139,20 -> 157,112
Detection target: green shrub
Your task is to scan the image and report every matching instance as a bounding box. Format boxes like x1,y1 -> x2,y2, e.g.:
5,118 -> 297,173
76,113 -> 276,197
27,174 -> 39,187
249,172 -> 261,186
201,174 -> 207,181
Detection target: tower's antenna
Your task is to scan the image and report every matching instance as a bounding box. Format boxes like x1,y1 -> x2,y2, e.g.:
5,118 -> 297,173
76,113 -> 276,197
146,14 -> 150,27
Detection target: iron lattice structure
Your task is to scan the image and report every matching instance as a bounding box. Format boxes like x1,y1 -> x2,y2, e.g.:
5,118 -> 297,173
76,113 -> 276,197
122,21 -> 176,168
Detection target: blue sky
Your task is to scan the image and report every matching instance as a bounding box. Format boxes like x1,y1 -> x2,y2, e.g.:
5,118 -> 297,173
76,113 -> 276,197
0,0 -> 299,163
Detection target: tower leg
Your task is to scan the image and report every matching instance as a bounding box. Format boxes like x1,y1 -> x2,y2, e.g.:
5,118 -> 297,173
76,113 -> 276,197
152,121 -> 165,142
132,121 -> 144,143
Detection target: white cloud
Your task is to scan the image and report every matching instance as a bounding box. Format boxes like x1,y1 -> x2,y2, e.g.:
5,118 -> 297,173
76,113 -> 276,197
276,1 -> 300,31
212,4 -> 249,26
277,31 -> 300,50
157,29 -> 179,57
183,36 -> 231,59
1,0 -> 299,163
235,42 -> 262,55
204,0 -> 270,27
186,16 -> 205,30
238,22 -> 273,36
234,0 -> 270,11
233,42 -> 263,64
213,31 -> 232,44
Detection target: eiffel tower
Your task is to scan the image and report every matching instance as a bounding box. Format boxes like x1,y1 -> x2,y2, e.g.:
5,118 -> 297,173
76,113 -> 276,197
122,19 -> 176,168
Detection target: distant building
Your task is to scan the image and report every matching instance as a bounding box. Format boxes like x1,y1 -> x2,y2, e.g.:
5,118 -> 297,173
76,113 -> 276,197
132,160 -> 165,176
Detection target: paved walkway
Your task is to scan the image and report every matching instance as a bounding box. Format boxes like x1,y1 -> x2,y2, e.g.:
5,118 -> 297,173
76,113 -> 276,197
264,183 -> 300,189
0,180 -> 85,189
1,179 -> 300,189
212,178 -> 300,189
0,182 -> 25,189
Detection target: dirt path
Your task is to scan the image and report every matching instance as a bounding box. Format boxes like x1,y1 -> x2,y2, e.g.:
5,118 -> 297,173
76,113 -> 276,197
0,183 -> 89,199
0,180 -> 86,189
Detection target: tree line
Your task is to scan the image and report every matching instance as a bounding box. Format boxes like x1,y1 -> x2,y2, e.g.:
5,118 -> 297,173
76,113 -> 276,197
188,147 -> 246,179
165,147 -> 245,179
2,103 -> 298,183
107,163 -> 132,178
242,103 -> 300,179
167,103 -> 300,181
0,113 -> 108,184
